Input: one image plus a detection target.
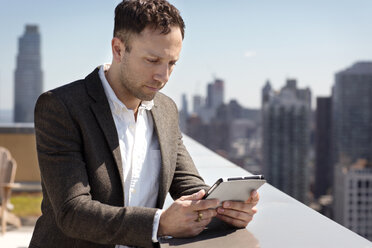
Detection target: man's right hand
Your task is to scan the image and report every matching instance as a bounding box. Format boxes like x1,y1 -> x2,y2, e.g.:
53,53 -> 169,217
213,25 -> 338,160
158,189 -> 219,238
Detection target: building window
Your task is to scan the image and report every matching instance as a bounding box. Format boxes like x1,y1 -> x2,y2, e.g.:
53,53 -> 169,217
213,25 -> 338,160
358,180 -> 362,188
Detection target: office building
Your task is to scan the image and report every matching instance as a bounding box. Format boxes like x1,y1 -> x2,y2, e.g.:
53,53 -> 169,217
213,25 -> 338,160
333,159 -> 372,241
14,25 -> 43,123
192,95 -> 203,116
206,78 -> 224,110
332,62 -> 372,164
331,62 -> 372,240
179,94 -> 188,132
262,79 -> 311,203
314,97 -> 332,198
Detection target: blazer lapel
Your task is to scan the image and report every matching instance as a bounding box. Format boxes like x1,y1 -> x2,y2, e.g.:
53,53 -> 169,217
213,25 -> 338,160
151,98 -> 173,208
84,69 -> 125,195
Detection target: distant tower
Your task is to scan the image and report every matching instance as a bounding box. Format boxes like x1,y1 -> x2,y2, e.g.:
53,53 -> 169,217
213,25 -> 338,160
206,78 -> 224,110
332,62 -> 372,165
333,160 -> 372,241
314,97 -> 332,199
262,79 -> 311,203
14,25 -> 43,123
192,95 -> 203,116
181,94 -> 188,116
331,62 -> 372,240
179,94 -> 189,133
261,80 -> 272,106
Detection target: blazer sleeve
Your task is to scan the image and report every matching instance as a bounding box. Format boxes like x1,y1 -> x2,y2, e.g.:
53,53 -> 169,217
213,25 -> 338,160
165,99 -> 210,199
34,92 -> 157,248
170,130 -> 210,199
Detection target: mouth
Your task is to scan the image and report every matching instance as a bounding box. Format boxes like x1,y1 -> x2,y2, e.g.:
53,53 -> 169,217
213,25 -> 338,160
145,85 -> 161,92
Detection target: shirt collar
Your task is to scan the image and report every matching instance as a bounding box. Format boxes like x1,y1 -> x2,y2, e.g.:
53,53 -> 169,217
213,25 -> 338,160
99,64 -> 154,112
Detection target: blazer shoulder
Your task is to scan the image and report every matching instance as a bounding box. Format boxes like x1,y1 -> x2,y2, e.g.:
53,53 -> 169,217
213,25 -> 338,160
154,92 -> 178,111
37,68 -> 100,105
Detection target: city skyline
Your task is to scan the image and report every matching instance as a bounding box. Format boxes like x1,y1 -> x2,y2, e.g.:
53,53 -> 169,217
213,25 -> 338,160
1,0 -> 372,111
14,25 -> 43,122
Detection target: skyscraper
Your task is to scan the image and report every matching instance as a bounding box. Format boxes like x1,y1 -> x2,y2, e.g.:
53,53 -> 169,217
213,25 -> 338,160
179,94 -> 189,132
332,62 -> 372,164
192,95 -> 203,116
262,79 -> 311,203
331,62 -> 372,239
14,25 -> 43,123
181,93 -> 189,116
261,80 -> 272,107
333,159 -> 372,241
314,97 -> 332,199
206,78 -> 224,110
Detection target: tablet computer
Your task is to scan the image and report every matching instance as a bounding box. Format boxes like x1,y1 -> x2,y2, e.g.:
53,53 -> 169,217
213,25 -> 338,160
202,175 -> 265,205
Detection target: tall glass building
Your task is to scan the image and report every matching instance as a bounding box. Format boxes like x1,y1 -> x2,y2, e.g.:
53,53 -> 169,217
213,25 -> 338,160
262,79 -> 311,203
332,62 -> 372,164
332,62 -> 372,240
14,25 -> 43,123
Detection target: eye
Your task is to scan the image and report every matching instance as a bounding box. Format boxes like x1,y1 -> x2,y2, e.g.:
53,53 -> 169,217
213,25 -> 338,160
146,58 -> 159,63
169,61 -> 177,66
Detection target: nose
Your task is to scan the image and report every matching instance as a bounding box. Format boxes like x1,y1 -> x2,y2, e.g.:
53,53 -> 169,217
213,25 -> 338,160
153,64 -> 170,84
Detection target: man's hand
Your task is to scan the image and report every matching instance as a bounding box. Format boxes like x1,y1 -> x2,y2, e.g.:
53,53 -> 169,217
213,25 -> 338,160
216,190 -> 260,228
158,189 -> 219,238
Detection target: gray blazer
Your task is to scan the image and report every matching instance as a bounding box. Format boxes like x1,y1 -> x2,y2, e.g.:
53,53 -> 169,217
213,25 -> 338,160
29,68 -> 208,248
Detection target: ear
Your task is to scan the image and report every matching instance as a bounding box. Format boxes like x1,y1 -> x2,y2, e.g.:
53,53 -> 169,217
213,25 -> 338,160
111,37 -> 126,63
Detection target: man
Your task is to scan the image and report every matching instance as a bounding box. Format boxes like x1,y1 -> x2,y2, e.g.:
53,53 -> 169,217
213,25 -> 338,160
30,1 -> 259,247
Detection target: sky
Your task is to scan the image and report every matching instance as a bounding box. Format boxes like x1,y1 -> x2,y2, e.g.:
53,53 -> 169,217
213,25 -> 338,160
0,0 -> 371,111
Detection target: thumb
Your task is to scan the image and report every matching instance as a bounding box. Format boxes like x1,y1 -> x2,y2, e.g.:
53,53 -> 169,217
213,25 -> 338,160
182,189 -> 205,200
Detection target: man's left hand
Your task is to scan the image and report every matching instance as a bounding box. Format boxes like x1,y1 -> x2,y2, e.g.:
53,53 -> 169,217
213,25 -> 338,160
215,190 -> 260,228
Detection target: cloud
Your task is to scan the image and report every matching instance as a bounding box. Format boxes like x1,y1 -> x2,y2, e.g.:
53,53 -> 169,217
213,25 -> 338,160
244,51 -> 257,58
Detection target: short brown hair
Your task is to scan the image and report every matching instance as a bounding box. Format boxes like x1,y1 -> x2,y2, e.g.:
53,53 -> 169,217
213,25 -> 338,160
114,0 -> 185,50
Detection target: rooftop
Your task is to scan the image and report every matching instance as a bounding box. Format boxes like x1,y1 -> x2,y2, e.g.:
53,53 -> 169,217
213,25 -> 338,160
0,127 -> 371,247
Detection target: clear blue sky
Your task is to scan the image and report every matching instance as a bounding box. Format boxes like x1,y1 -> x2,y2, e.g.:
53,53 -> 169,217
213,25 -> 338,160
0,0 -> 371,110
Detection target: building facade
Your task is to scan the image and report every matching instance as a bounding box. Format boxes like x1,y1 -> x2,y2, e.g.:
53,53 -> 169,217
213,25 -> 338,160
314,97 -> 332,198
332,62 -> 372,164
333,160 -> 372,241
262,79 -> 311,203
206,78 -> 224,110
14,25 -> 43,123
331,62 -> 372,240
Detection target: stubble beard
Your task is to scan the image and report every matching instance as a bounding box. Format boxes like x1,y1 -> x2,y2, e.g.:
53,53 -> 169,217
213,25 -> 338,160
119,64 -> 158,102
123,79 -> 157,101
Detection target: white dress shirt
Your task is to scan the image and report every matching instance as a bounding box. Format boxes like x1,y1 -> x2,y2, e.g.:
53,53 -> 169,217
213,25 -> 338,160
99,64 -> 162,248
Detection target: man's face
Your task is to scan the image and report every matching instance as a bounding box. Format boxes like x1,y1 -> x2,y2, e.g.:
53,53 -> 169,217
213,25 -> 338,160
118,26 -> 183,101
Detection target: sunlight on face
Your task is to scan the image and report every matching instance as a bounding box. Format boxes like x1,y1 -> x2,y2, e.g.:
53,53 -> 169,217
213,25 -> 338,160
119,26 -> 183,101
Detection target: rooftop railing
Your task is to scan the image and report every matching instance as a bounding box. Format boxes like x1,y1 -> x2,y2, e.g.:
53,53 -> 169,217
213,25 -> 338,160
0,124 -> 371,247
165,135 -> 372,248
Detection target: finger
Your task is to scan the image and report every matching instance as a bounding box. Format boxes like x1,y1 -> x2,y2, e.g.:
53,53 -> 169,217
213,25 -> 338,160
216,213 -> 251,228
217,207 -> 255,222
246,190 -> 259,205
194,209 -> 217,221
191,198 -> 219,211
181,189 -> 205,201
223,201 -> 258,217
222,201 -> 254,212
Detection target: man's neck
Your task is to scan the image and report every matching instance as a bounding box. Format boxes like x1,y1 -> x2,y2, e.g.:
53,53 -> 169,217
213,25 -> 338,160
105,66 -> 141,117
